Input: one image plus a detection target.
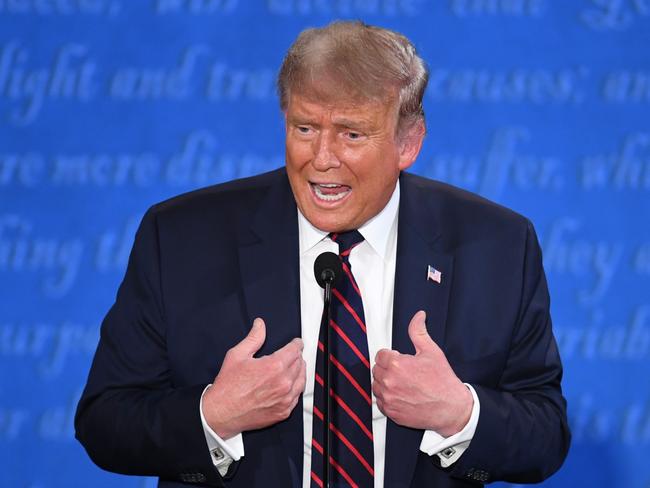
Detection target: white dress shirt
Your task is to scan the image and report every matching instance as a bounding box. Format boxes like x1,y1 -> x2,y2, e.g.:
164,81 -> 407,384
200,181 -> 480,485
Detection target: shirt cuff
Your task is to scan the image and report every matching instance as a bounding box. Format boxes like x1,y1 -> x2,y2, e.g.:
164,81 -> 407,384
419,383 -> 480,468
200,384 -> 245,475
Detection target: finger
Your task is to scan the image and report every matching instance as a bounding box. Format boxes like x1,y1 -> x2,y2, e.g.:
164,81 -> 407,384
408,310 -> 434,354
371,363 -> 385,382
290,359 -> 307,396
272,337 -> 304,367
286,390 -> 302,415
372,366 -> 391,398
375,348 -> 399,368
286,336 -> 305,351
298,359 -> 307,392
273,337 -> 304,358
286,354 -> 304,379
235,318 -> 266,357
375,397 -> 387,416
372,378 -> 383,399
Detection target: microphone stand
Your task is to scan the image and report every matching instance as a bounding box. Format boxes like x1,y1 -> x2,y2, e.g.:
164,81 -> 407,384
321,276 -> 333,488
314,252 -> 340,488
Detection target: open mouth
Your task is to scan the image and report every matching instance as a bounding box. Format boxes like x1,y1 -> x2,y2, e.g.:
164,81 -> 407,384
310,182 -> 352,202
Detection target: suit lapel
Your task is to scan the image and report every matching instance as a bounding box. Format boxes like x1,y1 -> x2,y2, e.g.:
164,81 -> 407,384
385,173 -> 454,487
237,171 -> 303,485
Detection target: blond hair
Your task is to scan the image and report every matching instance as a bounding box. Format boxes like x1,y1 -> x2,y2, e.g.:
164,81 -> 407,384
277,21 -> 428,131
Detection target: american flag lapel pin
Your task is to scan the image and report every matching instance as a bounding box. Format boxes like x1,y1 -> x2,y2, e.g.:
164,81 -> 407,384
427,265 -> 442,284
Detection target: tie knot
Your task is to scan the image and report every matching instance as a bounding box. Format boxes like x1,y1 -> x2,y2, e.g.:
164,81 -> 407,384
330,230 -> 364,258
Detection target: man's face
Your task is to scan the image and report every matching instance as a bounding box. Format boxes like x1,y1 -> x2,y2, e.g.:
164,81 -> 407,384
284,93 -> 423,232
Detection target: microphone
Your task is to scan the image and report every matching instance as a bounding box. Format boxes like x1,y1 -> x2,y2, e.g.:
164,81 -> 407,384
314,251 -> 342,289
313,251 -> 342,488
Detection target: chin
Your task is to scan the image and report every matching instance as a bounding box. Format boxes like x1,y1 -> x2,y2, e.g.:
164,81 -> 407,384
303,211 -> 347,233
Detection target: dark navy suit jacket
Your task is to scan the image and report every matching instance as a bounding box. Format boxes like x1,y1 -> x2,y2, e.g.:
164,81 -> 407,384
75,168 -> 570,487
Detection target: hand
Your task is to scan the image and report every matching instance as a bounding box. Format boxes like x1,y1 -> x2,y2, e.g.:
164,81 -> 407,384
202,318 -> 306,439
372,310 -> 473,437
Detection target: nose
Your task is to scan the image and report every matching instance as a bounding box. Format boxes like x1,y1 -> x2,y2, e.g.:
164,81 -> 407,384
312,131 -> 340,170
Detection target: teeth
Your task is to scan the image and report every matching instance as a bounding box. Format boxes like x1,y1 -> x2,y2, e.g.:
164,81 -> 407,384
312,184 -> 350,202
319,183 -> 340,188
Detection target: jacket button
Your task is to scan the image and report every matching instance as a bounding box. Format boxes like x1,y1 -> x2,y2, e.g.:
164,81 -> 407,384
179,472 -> 206,483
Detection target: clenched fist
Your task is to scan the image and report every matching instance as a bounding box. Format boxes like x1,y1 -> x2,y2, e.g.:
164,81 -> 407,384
202,318 -> 306,439
372,311 -> 473,437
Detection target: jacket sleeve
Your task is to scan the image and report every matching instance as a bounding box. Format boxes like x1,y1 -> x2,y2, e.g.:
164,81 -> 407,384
448,220 -> 571,484
74,208 -> 229,487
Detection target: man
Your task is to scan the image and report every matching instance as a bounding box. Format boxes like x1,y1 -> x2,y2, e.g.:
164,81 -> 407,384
75,21 -> 570,488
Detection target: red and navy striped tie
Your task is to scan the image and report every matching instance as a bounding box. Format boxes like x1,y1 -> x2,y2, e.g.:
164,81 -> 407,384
311,230 -> 374,488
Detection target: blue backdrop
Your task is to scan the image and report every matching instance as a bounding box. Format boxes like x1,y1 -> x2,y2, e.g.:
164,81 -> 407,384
1,1 -> 649,487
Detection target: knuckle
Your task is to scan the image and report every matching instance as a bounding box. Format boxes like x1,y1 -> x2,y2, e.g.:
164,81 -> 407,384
383,392 -> 394,406
376,399 -> 386,414
384,404 -> 396,417
224,348 -> 236,361
277,398 -> 290,411
290,361 -> 302,378
270,359 -> 284,375
275,405 -> 292,420
275,378 -> 292,396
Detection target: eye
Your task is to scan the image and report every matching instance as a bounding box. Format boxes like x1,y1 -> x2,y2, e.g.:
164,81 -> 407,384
346,131 -> 363,140
296,125 -> 312,135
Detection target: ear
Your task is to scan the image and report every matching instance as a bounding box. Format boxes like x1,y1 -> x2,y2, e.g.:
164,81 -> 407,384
397,118 -> 425,171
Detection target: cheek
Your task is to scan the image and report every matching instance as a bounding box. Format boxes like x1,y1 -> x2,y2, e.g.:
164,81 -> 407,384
285,139 -> 310,165
354,158 -> 396,191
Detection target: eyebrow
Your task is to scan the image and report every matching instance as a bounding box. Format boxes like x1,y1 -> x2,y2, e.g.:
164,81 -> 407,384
331,117 -> 369,130
287,113 -> 373,131
287,114 -> 316,125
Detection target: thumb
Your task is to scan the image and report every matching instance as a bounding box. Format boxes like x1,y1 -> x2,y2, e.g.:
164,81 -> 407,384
408,310 -> 434,354
236,318 -> 266,357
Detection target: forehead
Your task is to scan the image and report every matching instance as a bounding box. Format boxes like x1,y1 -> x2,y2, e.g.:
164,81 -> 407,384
286,92 -> 398,126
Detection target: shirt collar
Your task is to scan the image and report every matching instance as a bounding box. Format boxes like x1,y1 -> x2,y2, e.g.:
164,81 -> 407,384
298,180 -> 400,261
